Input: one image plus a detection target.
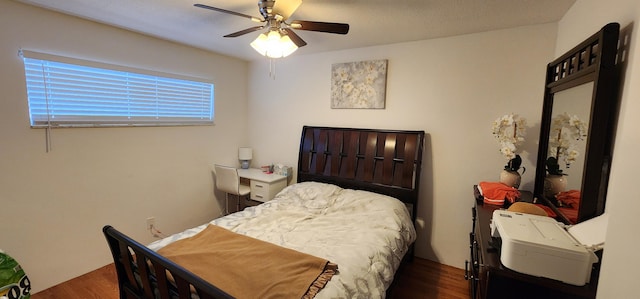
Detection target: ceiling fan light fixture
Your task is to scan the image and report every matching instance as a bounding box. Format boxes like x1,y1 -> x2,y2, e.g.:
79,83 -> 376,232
279,34 -> 298,57
250,32 -> 269,56
250,30 -> 298,58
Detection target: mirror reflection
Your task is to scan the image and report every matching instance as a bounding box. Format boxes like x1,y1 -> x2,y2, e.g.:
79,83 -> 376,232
534,22 -> 620,225
543,82 -> 592,223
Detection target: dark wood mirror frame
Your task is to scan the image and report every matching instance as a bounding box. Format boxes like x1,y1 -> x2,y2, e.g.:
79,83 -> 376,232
534,23 -> 621,224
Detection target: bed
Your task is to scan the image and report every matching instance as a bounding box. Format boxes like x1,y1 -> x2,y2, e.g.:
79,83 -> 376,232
103,126 -> 425,299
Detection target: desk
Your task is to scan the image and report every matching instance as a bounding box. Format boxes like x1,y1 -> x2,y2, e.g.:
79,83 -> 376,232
237,168 -> 288,202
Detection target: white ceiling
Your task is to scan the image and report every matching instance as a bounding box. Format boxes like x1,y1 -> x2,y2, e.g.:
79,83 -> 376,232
16,0 -> 576,61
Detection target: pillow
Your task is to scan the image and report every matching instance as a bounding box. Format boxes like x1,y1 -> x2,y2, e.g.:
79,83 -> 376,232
274,182 -> 342,209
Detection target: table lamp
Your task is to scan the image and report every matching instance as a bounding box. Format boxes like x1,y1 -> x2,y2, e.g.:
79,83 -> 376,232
238,147 -> 253,169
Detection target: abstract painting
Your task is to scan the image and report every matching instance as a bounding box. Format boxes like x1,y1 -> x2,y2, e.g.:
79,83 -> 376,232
331,59 -> 387,109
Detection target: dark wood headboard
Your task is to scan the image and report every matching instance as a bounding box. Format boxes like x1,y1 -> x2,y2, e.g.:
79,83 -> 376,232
297,126 -> 425,219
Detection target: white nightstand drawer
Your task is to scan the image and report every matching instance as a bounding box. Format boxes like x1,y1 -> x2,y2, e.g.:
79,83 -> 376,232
250,179 -> 287,202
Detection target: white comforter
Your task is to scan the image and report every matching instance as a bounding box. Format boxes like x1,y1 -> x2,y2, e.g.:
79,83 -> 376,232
148,181 -> 416,298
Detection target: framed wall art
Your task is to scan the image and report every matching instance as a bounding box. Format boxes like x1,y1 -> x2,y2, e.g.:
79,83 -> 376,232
331,59 -> 388,109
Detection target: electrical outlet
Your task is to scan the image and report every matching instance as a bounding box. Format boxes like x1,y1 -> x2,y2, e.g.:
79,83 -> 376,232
146,217 -> 155,230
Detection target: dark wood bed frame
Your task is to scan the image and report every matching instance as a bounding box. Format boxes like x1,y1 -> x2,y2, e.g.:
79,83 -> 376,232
103,126 -> 425,299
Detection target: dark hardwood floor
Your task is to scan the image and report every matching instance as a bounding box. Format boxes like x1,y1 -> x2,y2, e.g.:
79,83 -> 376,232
31,264 -> 119,299
389,258 -> 469,299
32,257 -> 469,298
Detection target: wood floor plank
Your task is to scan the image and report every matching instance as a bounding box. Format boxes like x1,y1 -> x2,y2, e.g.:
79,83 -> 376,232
389,258 -> 469,299
32,258 -> 468,298
31,264 -> 119,299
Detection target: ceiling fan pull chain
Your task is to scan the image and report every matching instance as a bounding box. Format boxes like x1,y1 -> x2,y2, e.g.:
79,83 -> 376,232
269,58 -> 276,80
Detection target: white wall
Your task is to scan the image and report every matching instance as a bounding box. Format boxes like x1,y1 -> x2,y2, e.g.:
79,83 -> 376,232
246,23 -> 558,267
556,1 -> 640,298
0,1 -> 248,293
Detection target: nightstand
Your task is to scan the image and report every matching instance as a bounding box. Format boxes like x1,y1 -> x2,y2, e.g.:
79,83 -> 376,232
237,168 -> 288,202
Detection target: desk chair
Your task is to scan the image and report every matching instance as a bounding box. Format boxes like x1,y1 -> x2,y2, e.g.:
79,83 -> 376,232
214,164 -> 251,214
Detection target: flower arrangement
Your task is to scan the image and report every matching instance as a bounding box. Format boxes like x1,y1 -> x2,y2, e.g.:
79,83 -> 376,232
492,114 -> 527,172
546,112 -> 587,175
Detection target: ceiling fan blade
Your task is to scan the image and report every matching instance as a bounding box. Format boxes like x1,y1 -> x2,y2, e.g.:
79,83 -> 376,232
272,0 -> 302,20
224,26 -> 265,38
283,28 -> 307,47
290,20 -> 349,35
194,4 -> 263,23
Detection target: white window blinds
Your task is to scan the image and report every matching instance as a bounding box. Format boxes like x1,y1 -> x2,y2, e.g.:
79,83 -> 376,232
21,51 -> 214,127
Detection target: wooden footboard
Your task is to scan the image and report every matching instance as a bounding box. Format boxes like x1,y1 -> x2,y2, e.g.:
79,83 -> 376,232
102,225 -> 234,299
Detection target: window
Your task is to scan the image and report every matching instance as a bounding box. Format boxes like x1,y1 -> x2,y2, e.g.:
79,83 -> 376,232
20,50 -> 214,128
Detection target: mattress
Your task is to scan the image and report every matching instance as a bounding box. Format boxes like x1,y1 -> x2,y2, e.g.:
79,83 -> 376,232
148,181 -> 417,298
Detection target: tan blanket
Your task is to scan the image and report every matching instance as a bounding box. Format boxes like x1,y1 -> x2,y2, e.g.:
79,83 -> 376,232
157,225 -> 338,299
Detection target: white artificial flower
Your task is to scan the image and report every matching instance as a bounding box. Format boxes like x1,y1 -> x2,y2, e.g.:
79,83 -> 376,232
548,112 -> 587,168
492,113 -> 526,160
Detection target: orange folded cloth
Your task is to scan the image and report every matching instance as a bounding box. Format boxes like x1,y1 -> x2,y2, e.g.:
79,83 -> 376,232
556,189 -> 581,208
558,206 -> 578,223
535,204 -> 557,218
478,181 -> 521,206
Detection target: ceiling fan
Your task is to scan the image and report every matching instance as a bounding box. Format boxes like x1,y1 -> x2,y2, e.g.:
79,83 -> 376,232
194,0 -> 350,58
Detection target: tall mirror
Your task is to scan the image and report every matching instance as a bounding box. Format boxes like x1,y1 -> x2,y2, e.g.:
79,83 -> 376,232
534,23 -> 621,224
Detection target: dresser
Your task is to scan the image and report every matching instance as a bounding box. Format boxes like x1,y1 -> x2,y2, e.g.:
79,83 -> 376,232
466,187 -> 600,299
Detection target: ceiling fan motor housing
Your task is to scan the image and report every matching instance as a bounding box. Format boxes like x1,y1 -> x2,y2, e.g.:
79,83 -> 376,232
258,0 -> 276,20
